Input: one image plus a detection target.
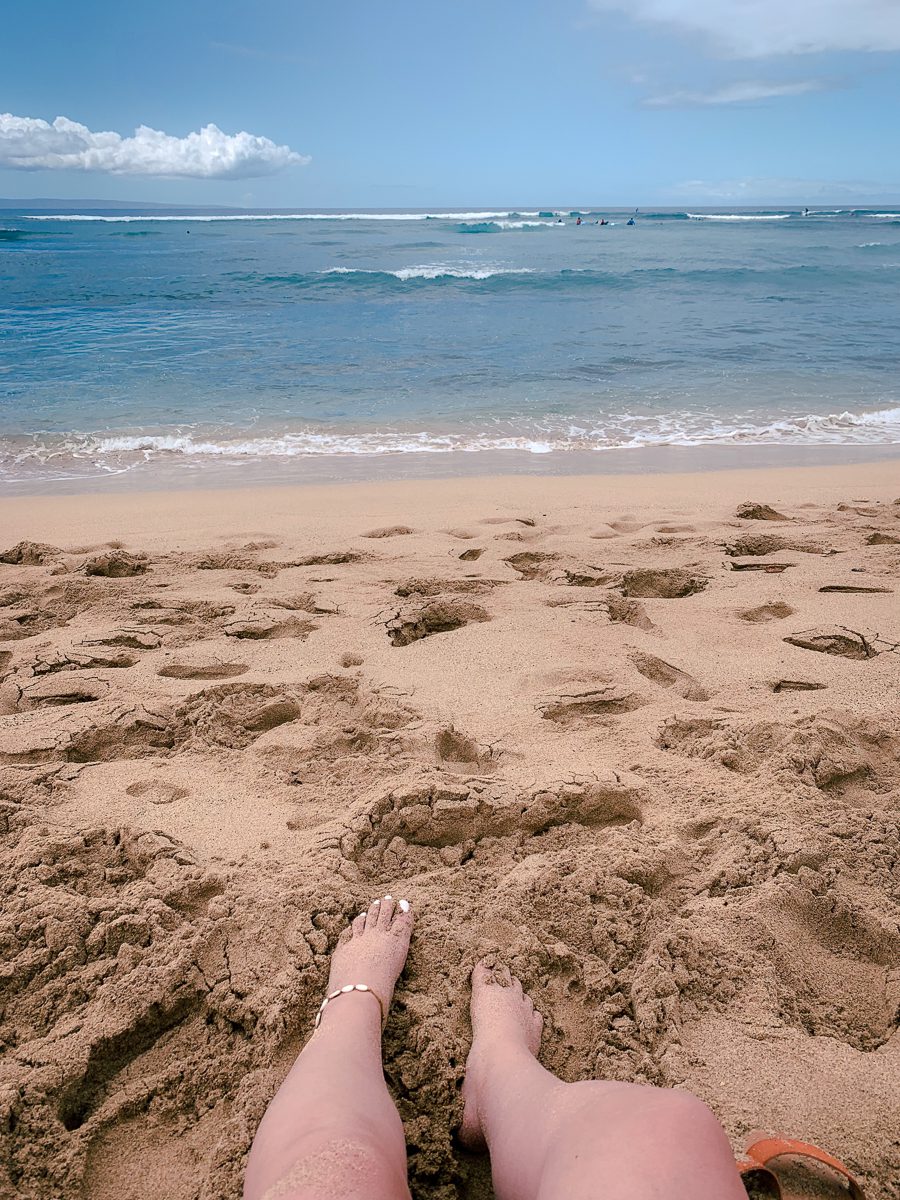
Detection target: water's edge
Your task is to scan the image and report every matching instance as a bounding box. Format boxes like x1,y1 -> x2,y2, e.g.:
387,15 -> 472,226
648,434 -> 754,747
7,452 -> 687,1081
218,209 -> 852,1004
3,442 -> 899,498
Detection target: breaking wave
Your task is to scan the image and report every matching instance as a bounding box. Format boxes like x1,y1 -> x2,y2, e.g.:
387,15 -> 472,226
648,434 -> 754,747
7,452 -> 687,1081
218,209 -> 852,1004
5,405 -> 900,483
686,212 -> 791,221
321,265 -> 535,281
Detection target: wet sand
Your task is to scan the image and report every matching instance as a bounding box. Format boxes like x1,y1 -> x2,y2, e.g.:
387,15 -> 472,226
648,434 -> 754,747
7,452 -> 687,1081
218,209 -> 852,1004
1,460 -> 898,1198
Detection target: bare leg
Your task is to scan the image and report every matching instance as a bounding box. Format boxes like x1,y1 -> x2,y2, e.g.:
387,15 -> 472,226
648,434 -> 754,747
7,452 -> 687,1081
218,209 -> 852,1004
460,959 -> 747,1200
244,896 -> 414,1200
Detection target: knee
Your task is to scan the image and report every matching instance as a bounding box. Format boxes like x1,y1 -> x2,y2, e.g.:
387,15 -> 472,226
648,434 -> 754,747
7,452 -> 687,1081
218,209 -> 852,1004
643,1088 -> 724,1136
563,1081 -> 726,1144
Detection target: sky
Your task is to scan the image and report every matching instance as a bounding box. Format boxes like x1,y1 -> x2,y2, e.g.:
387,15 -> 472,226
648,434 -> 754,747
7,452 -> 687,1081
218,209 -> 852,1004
1,0 -> 899,208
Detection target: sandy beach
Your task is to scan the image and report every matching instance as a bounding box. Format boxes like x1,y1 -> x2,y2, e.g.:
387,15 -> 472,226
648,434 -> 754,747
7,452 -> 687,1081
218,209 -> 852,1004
1,459 -> 899,1200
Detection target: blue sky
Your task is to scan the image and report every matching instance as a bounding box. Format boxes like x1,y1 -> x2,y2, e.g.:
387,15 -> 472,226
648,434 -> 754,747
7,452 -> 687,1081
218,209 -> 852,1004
1,0 -> 899,207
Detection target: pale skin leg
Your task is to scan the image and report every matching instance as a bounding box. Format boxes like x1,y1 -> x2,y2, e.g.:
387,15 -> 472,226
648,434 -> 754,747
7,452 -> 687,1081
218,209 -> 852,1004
243,895 -> 414,1200
245,919 -> 747,1200
460,958 -> 748,1200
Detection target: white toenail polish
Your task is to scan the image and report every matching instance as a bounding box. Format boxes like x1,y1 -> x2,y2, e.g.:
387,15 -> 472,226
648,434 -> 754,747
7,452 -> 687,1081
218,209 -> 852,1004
399,899 -> 410,913
385,894 -> 393,900
372,899 -> 380,905
358,912 -> 367,919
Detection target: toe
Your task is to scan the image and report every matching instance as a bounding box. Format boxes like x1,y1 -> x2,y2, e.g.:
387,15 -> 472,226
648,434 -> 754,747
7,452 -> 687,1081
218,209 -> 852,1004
364,899 -> 382,931
351,911 -> 367,938
471,957 -> 494,988
494,962 -> 513,988
391,899 -> 414,939
377,895 -> 396,929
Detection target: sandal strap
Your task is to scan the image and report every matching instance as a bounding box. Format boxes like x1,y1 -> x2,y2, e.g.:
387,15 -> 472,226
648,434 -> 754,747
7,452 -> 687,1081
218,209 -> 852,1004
314,983 -> 387,1030
742,1136 -> 866,1200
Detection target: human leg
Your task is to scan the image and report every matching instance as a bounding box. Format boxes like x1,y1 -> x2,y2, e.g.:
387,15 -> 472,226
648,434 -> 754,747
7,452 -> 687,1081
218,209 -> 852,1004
460,959 -> 746,1200
243,896 -> 413,1200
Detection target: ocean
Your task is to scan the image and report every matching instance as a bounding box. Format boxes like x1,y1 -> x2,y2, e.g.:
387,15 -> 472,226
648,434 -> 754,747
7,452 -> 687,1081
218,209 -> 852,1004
2,205 -> 900,490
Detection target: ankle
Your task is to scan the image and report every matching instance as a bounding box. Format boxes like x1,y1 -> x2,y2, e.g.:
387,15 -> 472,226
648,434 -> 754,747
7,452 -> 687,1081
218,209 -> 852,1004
315,988 -> 384,1035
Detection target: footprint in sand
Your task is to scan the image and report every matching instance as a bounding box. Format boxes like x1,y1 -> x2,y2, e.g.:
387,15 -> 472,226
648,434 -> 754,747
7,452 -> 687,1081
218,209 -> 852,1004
340,774 -> 643,872
340,652 -> 364,668
539,686 -> 645,724
361,525 -> 415,538
751,879 -> 900,1051
458,547 -> 484,561
174,683 -> 303,748
479,516 -> 537,526
125,779 -> 189,805
630,651 -> 711,701
84,629 -> 162,650
724,533 -> 821,557
223,615 -> 317,640
532,669 -> 645,725
386,599 -> 490,646
730,561 -> 794,574
771,680 -> 827,693
819,584 -> 893,594
504,551 -> 559,579
655,524 -> 696,534
783,628 -> 878,660
157,657 -> 249,680
444,528 -> 476,540
395,577 -> 500,597
608,515 -> 646,533
621,568 -> 707,599
866,531 -> 900,545
738,602 -> 794,623
15,676 -> 109,710
605,596 -> 655,630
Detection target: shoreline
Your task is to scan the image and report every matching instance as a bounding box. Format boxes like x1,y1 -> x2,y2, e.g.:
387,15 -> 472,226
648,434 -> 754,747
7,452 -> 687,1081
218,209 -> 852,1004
3,441 -> 900,499
1,455 -> 898,546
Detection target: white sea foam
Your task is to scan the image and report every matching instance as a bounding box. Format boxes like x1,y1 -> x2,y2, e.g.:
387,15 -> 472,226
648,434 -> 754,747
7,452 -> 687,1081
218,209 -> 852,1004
686,213 -> 791,221
869,213 -> 900,219
493,219 -> 560,229
21,210 -> 541,223
321,265 -> 534,280
5,406 -> 899,480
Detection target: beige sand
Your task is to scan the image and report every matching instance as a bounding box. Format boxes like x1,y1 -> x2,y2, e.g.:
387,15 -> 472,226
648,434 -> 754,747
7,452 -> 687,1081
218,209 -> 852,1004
1,460 -> 899,1200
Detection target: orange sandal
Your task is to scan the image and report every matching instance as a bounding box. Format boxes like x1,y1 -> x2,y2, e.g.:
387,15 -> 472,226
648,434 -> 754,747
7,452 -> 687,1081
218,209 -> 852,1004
737,1135 -> 866,1199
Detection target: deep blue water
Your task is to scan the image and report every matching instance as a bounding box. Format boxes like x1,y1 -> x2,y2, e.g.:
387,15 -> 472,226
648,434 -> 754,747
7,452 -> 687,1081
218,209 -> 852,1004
2,205 -> 900,486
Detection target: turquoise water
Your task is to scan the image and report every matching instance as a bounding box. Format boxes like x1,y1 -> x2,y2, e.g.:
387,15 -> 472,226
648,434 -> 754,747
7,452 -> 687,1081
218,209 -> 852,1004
2,206 -> 900,487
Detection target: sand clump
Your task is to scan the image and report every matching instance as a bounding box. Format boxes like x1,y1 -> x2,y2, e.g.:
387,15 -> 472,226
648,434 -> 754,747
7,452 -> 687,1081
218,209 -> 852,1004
1,473 -> 899,1199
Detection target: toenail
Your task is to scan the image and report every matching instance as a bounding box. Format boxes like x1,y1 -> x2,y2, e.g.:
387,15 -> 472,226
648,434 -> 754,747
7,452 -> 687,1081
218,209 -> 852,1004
399,899 -> 410,912
384,894 -> 393,900
371,899 -> 380,905
357,912 -> 367,919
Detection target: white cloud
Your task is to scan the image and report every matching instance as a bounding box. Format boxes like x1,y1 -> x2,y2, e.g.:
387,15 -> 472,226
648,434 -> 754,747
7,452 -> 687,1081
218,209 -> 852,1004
644,79 -> 829,106
0,114 -> 309,179
589,0 -> 900,58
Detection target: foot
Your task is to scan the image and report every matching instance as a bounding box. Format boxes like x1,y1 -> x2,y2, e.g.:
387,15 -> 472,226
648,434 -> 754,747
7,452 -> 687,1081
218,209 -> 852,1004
320,895 -> 414,1029
459,957 -> 544,1150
